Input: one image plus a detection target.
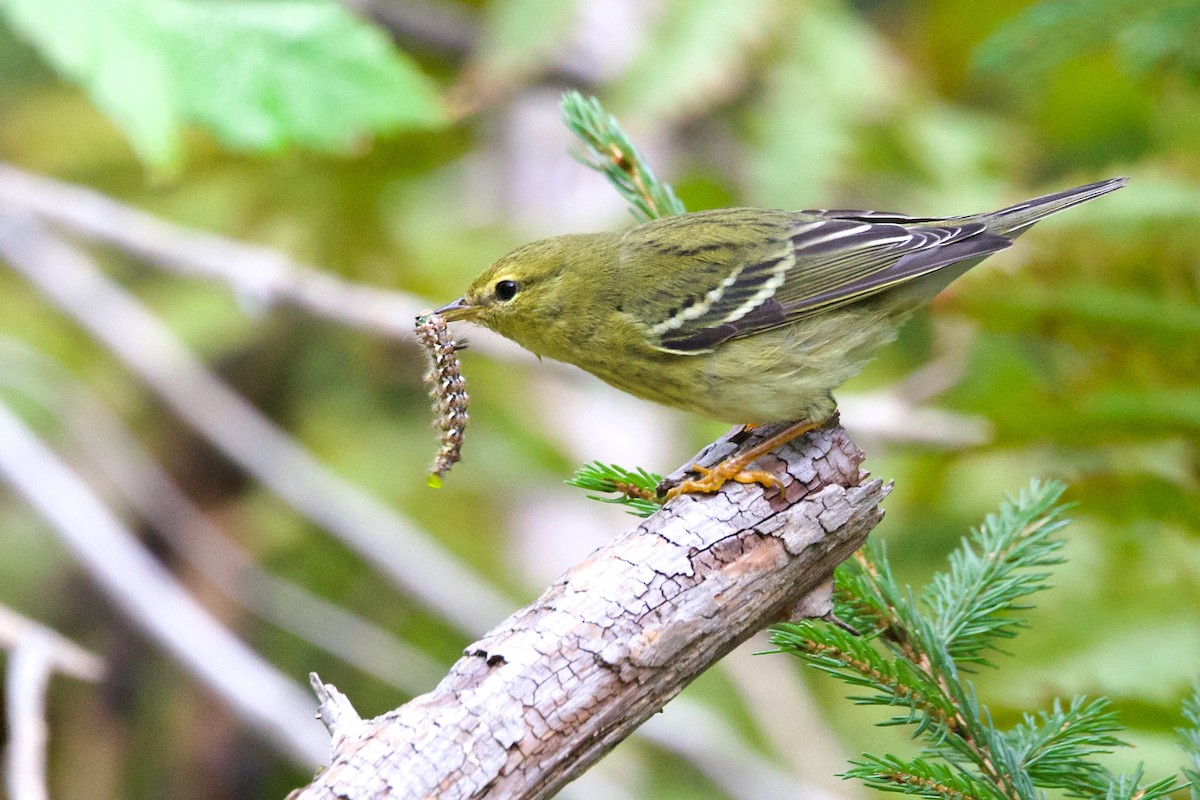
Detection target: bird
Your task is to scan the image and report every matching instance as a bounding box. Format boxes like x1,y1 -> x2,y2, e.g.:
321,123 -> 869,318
434,177 -> 1126,497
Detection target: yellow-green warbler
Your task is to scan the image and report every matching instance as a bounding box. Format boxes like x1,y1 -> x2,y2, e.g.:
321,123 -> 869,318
435,178 -> 1125,496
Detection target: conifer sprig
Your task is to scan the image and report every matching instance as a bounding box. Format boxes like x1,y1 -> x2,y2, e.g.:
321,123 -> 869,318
1180,684 -> 1200,800
925,487 -> 1069,668
566,461 -> 663,517
1002,696 -> 1124,795
845,754 -> 1005,800
558,92 -> 680,516
559,90 -> 686,223
769,479 -> 1187,800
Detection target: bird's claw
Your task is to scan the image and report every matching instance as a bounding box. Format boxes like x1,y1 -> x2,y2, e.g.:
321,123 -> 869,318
665,462 -> 781,499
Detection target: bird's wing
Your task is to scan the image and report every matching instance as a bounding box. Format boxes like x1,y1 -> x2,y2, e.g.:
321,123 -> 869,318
638,211 -> 1010,353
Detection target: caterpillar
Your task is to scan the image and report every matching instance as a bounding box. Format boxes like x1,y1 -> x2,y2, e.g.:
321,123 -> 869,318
415,312 -> 469,488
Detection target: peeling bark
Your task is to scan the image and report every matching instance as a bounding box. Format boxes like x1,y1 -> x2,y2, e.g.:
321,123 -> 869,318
288,422 -> 888,800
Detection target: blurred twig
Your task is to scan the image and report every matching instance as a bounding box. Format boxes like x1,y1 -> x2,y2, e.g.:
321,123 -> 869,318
5,632 -> 55,800
0,341 -> 445,695
0,209 -> 513,633
0,162 -> 528,363
0,606 -> 105,682
0,402 -> 327,766
0,161 -> 976,453
721,641 -> 863,799
1,606 -> 105,800
837,393 -> 992,449
639,701 -> 843,800
0,162 -> 417,336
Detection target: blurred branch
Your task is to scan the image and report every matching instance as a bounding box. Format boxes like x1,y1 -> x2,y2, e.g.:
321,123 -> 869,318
721,641 -> 863,799
0,162 -> 523,363
974,0 -> 1200,81
638,701 -> 843,800
0,402 -> 327,766
0,162 -> 416,335
1,606 -> 105,800
0,209 -> 513,633
0,605 -> 105,682
838,393 -> 992,449
0,159 -> 973,455
5,633 -> 55,800
289,422 -> 886,800
0,341 -> 445,695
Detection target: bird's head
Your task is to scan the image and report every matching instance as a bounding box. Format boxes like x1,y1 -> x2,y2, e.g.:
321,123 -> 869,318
435,232 -> 612,348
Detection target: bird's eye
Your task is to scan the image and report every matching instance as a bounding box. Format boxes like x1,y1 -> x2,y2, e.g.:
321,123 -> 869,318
494,280 -> 519,301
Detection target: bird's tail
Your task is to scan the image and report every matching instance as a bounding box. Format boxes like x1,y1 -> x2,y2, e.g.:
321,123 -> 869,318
986,177 -> 1127,237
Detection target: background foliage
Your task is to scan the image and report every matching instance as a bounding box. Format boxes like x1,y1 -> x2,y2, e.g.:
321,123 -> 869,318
0,0 -> 1197,798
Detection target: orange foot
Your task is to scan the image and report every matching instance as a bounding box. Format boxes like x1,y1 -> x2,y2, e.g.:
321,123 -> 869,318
664,419 -> 821,499
666,462 -> 780,498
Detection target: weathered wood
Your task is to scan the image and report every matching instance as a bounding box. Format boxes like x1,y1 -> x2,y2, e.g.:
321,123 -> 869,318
289,422 -> 888,800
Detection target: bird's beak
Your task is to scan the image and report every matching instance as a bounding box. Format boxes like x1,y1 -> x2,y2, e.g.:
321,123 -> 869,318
433,296 -> 477,322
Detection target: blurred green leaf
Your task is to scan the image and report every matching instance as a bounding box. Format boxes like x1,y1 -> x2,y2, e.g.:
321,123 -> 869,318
975,0 -> 1200,80
1071,475 -> 1200,532
1062,174 -> 1200,225
749,0 -> 893,206
852,105 -> 1010,211
961,284 -> 1200,342
0,0 -> 446,172
1077,389 -> 1200,433
609,0 -> 776,120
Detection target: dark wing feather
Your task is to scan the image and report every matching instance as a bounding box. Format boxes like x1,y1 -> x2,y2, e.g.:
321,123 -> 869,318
806,208 -> 945,223
767,220 -> 1007,312
644,181 -> 1126,353
650,212 -> 1009,354
781,229 -> 1011,315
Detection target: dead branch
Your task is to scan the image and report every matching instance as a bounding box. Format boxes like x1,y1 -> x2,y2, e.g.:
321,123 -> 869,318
289,421 -> 888,800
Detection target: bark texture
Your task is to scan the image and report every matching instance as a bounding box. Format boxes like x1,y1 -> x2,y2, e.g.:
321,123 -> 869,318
289,421 -> 888,800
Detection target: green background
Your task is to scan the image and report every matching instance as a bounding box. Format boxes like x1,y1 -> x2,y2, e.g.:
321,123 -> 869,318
0,0 -> 1197,797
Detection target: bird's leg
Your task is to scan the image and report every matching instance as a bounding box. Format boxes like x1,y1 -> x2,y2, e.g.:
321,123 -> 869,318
665,419 -> 820,498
